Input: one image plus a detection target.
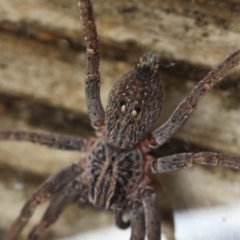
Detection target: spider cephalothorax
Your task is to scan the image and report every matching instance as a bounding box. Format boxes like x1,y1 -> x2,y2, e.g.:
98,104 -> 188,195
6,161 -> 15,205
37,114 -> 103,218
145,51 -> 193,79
106,52 -> 163,149
1,0 -> 240,240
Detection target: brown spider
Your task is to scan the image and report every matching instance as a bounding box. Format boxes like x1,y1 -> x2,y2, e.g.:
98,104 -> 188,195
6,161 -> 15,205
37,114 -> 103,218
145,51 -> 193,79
1,0 -> 240,240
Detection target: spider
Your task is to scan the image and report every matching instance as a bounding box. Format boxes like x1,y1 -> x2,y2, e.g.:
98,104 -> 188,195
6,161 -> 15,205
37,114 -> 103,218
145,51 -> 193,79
1,0 -> 240,240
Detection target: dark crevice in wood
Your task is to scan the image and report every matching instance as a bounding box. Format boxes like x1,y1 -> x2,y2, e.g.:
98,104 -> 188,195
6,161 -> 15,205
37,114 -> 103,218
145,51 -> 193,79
0,93 -> 93,137
1,22 -> 239,95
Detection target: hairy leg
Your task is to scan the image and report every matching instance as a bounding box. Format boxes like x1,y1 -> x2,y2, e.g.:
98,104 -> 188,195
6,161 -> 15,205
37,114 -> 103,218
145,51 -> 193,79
28,177 -> 86,240
151,49 -> 240,148
115,209 -> 130,229
151,152 -> 240,173
78,0 -> 105,136
3,161 -> 84,240
0,131 -> 89,151
141,187 -> 160,240
129,201 -> 145,240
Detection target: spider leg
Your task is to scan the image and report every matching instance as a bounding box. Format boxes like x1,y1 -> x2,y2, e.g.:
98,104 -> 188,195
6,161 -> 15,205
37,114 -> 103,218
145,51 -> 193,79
141,187 -> 161,240
129,201 -> 145,240
151,49 -> 240,148
28,177 -> 86,240
0,131 -> 89,151
78,0 -> 105,136
2,161 -> 84,240
115,209 -> 130,229
151,152 -> 240,173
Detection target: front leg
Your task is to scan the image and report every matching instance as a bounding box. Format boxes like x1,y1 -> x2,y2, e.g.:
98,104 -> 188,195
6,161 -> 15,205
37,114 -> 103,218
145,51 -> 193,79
150,49 -> 240,148
78,0 -> 105,136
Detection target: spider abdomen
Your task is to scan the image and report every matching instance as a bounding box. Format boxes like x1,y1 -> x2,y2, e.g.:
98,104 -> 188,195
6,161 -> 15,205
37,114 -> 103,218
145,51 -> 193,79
105,52 -> 164,149
87,139 -> 143,210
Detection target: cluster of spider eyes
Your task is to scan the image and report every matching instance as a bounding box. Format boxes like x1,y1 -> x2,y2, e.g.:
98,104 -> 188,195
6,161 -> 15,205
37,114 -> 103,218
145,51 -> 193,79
120,100 -> 141,116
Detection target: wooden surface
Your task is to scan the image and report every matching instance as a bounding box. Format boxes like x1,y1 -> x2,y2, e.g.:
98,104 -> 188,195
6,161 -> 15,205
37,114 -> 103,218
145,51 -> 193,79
0,0 -> 240,239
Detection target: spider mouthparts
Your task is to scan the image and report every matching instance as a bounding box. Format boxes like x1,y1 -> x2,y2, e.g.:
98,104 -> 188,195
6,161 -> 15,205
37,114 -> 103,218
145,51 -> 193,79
138,52 -> 160,72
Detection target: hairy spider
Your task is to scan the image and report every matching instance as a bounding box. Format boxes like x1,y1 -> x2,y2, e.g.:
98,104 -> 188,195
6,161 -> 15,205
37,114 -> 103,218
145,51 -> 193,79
1,0 -> 240,240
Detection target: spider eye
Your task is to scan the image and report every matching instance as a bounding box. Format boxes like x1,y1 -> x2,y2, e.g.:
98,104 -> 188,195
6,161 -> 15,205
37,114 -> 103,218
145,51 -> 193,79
120,100 -> 126,106
134,106 -> 141,113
